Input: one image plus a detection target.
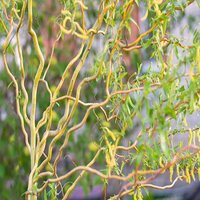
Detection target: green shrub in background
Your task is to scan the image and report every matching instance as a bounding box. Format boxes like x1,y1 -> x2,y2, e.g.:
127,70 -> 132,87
0,0 -> 200,199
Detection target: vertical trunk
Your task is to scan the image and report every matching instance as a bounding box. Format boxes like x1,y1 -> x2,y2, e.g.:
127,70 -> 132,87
26,193 -> 37,200
123,4 -> 140,74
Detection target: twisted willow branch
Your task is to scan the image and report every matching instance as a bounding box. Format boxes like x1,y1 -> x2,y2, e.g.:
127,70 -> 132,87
1,0 -> 200,199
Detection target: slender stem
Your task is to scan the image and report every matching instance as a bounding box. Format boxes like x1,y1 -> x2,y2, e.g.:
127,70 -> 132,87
27,0 -> 45,198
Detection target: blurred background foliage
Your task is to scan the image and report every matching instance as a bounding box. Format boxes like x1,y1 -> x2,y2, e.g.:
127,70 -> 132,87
0,0 -> 200,199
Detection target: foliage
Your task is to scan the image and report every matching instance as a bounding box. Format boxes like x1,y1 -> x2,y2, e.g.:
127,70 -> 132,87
0,0 -> 200,199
